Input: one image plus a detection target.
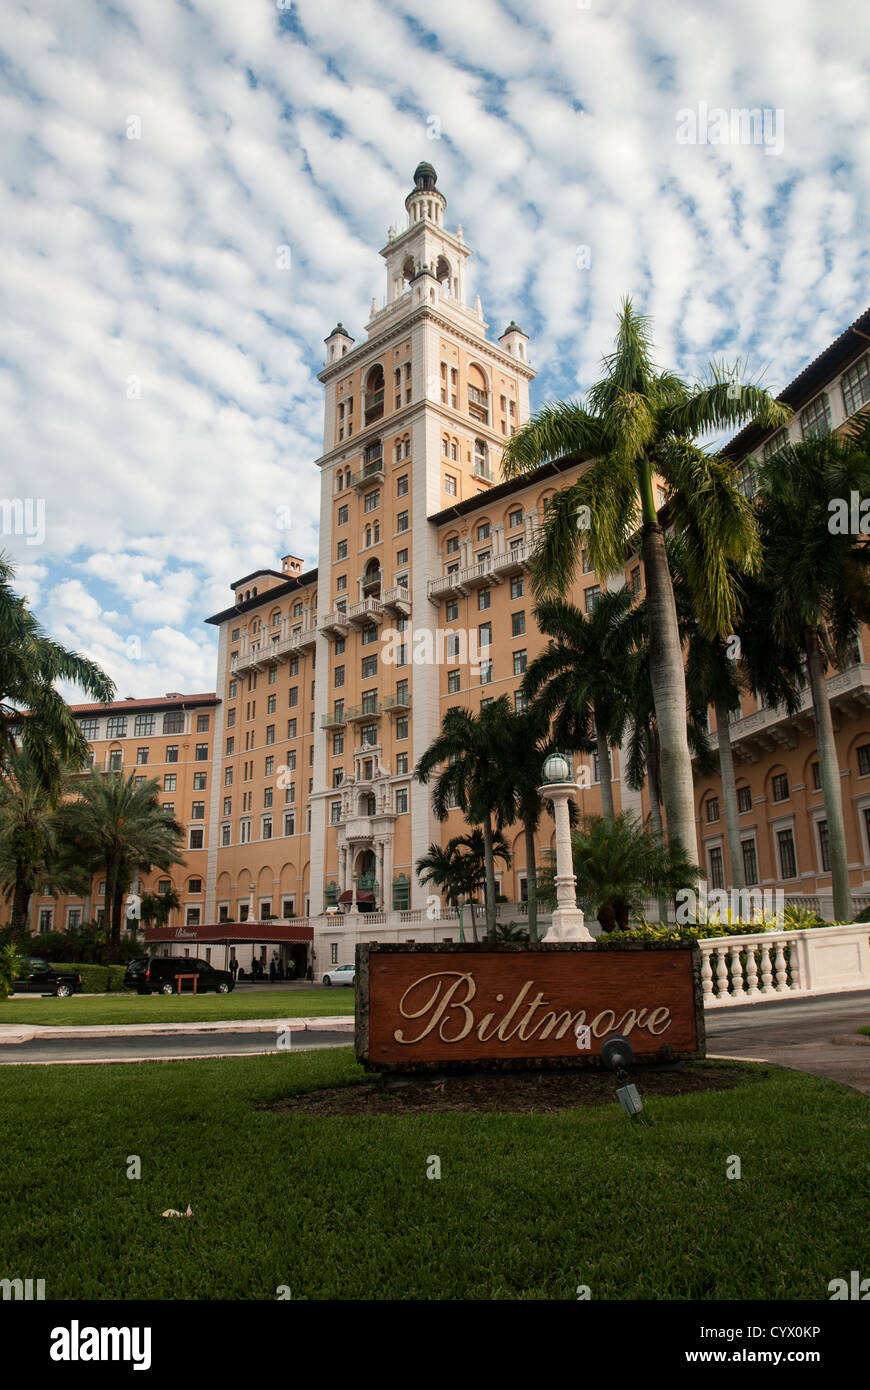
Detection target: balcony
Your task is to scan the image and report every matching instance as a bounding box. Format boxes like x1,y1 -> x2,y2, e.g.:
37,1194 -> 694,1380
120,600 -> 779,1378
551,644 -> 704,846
350,457 -> 385,490
360,568 -> 383,596
364,390 -> 384,424
491,539 -> 534,577
346,699 -> 381,724
321,707 -> 347,730
344,817 -> 373,842
230,641 -> 266,674
347,597 -> 384,627
467,384 -> 489,423
707,662 -> 870,764
381,585 -> 411,616
320,608 -> 349,639
288,623 -> 317,653
426,541 -> 535,602
383,691 -> 412,714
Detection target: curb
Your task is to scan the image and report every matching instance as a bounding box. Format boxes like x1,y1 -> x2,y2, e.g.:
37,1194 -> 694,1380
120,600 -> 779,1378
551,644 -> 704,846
0,1017 -> 354,1045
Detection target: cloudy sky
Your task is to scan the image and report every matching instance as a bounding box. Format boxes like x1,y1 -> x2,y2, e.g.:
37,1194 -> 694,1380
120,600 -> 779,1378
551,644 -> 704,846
2,0 -> 868,701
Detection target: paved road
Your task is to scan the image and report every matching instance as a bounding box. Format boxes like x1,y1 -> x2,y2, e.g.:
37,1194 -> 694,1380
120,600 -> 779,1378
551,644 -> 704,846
0,1028 -> 354,1065
706,988 -> 870,1093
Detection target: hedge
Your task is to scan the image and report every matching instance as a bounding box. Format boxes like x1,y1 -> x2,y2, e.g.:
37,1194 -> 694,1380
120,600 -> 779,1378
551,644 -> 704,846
53,963 -> 129,994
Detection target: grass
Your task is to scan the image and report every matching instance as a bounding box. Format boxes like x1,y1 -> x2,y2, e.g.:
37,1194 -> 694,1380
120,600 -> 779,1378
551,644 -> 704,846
0,1050 -> 867,1300
0,989 -> 354,1026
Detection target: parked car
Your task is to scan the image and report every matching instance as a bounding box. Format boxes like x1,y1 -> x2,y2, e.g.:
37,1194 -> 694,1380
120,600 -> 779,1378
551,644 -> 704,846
124,956 -> 234,995
12,959 -> 83,998
322,963 -> 355,987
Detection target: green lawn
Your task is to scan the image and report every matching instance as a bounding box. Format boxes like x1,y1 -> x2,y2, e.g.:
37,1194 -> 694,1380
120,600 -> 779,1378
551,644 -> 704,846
0,1050 -> 866,1300
0,989 -> 354,1026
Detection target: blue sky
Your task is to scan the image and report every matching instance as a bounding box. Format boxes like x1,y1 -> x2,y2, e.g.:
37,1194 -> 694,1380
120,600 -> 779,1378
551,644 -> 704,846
1,0 -> 868,699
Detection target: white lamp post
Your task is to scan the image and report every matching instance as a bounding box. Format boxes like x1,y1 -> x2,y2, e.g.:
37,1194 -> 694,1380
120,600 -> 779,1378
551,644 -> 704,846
538,752 -> 593,942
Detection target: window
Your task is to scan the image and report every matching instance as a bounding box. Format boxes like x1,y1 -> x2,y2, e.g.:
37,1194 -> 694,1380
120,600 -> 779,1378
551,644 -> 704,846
225,767 -> 233,786
265,755 -> 275,777
284,812 -> 295,836
396,753 -> 408,775
630,567 -> 642,595
364,488 -> 380,513
396,548 -> 409,567
80,717 -> 100,740
817,819 -> 831,873
708,845 -> 724,890
107,716 -> 127,739
478,589 -> 491,611
477,522 -> 490,541
195,743 -> 208,761
397,473 -> 409,497
189,828 -> 204,850
445,599 -> 459,622
799,393 -> 831,440
134,714 -> 156,736
445,474 -> 457,496
163,774 -> 177,792
581,548 -> 594,574
163,711 -> 184,734
287,718 -> 297,738
737,785 -> 752,813
771,773 -> 789,802
289,684 -> 299,705
447,670 -> 461,694
515,690 -> 529,713
741,839 -> 759,886
396,717 -> 409,740
136,747 -> 149,765
162,801 -> 174,816
842,354 -> 870,417
109,750 -> 122,772
338,504 -> 349,525
262,816 -> 273,840
221,824 -> 231,846
511,611 -> 526,637
397,511 -> 409,533
332,733 -> 344,756
223,796 -> 232,816
706,797 -> 720,823
508,508 -> 523,528
266,724 -> 275,745
134,775 -> 146,787
858,745 -> 870,777
479,659 -> 493,685
337,540 -> 348,561
193,771 -> 207,791
227,708 -> 236,727
226,736 -> 235,756
446,535 -> 460,556
197,714 -> 210,732
191,801 -> 205,820
395,787 -> 409,814
510,576 -> 524,599
478,622 -> 492,649
584,584 -> 601,613
362,622 -> 379,646
777,827 -> 797,879
362,654 -> 378,678
513,650 -> 527,676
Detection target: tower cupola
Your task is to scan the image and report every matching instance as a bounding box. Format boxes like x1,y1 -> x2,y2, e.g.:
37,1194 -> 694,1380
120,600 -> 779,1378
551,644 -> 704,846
405,162 -> 446,228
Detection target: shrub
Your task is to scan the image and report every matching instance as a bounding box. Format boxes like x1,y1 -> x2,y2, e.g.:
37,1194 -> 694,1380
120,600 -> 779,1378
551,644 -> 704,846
0,944 -> 24,1001
53,963 -> 129,994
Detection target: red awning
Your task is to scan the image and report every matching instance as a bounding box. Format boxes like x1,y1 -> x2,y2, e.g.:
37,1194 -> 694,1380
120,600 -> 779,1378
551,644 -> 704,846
144,921 -> 313,945
337,891 -> 375,904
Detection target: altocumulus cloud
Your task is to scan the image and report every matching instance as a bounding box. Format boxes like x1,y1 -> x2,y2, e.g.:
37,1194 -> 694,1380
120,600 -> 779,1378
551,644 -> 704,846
0,0 -> 867,695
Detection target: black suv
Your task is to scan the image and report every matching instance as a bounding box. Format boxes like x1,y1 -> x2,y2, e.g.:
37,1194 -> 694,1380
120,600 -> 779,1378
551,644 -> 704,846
125,956 -> 234,996
12,958 -> 83,997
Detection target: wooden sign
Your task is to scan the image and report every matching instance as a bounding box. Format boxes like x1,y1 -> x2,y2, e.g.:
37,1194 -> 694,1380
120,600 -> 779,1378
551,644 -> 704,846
355,943 -> 705,1072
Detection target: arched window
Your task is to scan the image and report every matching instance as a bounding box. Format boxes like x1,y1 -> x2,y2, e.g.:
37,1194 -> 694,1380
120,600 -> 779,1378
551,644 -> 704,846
364,364 -> 384,423
474,438 -> 490,479
337,471 -> 344,492
402,255 -> 415,283
468,363 -> 490,423
435,255 -> 451,289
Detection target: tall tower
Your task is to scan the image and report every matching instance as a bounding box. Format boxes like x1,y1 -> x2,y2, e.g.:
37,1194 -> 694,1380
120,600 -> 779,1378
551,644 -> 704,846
308,166 -> 535,917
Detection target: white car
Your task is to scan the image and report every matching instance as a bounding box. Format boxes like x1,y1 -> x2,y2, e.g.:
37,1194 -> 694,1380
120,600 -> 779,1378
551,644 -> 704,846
322,963 -> 355,987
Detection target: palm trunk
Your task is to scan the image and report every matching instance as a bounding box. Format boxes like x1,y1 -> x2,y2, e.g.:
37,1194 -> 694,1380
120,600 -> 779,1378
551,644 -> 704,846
647,733 -> 669,923
640,513 -> 697,859
10,870 -> 32,943
594,717 -> 614,818
714,696 -> 745,892
467,900 -> 478,944
805,629 -> 852,922
523,815 -> 539,941
482,815 -> 497,937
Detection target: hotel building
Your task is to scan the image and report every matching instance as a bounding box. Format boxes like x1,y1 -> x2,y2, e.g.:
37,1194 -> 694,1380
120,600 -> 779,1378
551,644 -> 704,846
14,170 -> 870,957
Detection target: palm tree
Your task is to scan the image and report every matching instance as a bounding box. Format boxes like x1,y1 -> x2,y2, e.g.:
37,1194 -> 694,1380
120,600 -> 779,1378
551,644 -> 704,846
538,812 -> 699,932
522,589 -> 639,818
415,700 -> 515,937
739,418 -> 870,921
139,886 -> 181,929
0,553 -> 114,792
0,749 -> 82,940
416,830 -> 511,941
501,299 -> 789,858
55,771 -> 185,962
494,705 -> 553,941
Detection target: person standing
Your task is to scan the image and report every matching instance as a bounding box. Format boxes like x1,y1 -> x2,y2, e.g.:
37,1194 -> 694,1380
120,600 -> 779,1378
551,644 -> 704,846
269,957 -> 276,984
230,955 -> 238,982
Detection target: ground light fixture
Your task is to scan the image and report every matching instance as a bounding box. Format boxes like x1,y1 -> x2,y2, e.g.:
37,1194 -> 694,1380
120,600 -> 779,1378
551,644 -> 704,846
601,1034 -> 649,1124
